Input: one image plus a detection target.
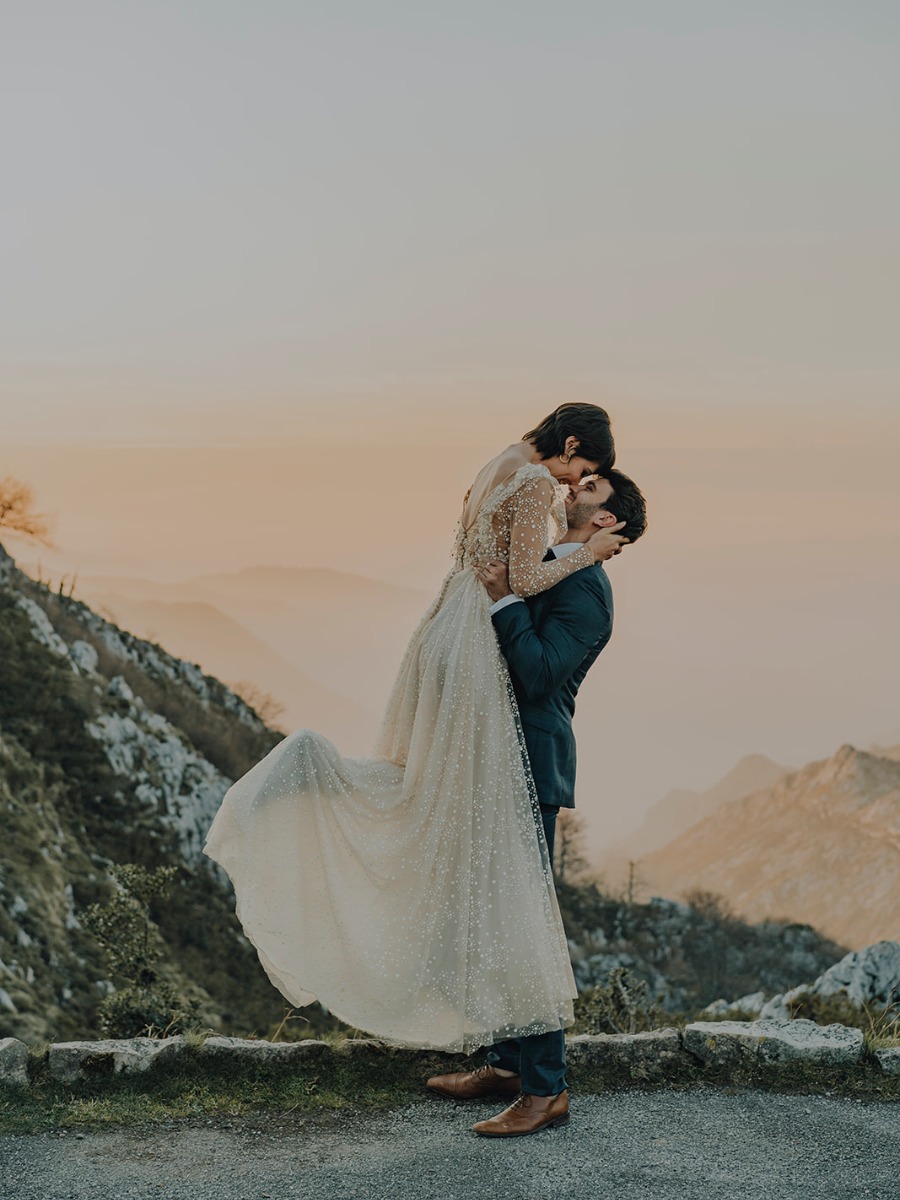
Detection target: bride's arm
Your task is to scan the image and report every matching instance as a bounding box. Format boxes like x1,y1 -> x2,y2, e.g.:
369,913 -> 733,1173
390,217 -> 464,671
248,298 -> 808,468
505,476 -> 595,598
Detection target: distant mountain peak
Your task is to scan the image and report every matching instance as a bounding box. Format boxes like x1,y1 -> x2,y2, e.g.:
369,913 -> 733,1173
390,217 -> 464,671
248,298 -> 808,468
800,742 -> 900,799
638,739 -> 900,950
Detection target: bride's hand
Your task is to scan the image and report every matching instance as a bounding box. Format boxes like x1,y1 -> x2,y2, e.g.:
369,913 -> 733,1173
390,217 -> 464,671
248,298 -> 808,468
586,522 -> 627,562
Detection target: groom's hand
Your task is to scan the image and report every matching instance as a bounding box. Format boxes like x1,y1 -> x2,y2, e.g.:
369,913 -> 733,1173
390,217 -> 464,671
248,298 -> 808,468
475,560 -> 512,602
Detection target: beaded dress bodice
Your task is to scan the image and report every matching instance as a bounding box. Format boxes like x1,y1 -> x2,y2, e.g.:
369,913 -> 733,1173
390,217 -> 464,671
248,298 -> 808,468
454,461 -> 594,596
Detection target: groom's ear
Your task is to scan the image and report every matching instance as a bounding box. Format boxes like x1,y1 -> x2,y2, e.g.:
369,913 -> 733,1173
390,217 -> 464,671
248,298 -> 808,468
592,509 -> 619,529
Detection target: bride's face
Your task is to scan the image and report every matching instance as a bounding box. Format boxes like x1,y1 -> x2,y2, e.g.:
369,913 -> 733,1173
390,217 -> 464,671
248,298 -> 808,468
544,454 -> 601,486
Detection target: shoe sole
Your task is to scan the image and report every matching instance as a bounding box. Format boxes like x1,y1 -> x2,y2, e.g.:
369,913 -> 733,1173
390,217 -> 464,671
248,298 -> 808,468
427,1087 -> 521,1101
473,1113 -> 570,1137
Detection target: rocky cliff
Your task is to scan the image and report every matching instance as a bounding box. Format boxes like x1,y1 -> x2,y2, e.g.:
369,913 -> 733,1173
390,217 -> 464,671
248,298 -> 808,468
0,542 -> 293,1043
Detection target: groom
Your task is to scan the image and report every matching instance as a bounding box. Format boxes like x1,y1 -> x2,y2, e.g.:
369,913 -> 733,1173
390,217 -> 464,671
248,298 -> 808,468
426,467 -> 647,1136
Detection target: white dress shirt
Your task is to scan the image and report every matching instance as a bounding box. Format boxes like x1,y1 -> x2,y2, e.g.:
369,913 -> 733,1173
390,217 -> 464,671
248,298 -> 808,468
488,541 -> 585,616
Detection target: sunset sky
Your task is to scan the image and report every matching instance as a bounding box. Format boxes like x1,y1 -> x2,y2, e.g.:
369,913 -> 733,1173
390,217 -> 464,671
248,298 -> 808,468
3,3 -> 899,859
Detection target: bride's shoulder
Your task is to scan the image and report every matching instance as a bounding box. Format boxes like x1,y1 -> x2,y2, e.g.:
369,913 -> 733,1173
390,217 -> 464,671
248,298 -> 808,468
474,445 -> 551,490
461,447 -> 556,528
502,461 -> 556,496
484,461 -> 556,513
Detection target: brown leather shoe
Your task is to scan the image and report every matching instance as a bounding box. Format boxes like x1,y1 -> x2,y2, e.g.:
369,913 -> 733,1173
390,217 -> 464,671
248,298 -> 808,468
426,1065 -> 522,1101
472,1090 -> 569,1137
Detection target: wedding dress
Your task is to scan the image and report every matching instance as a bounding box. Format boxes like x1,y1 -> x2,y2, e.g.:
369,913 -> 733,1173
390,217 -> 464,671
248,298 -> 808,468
204,449 -> 596,1051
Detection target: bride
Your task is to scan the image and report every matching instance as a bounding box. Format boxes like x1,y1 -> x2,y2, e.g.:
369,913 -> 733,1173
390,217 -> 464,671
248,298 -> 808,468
204,403 -> 624,1052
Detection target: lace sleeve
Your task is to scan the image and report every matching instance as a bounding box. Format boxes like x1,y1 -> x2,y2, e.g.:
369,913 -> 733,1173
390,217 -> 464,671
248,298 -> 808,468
506,476 -> 594,598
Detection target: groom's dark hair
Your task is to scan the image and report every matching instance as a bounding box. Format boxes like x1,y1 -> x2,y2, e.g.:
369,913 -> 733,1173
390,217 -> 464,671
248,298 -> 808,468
603,469 -> 648,543
523,403 -> 615,474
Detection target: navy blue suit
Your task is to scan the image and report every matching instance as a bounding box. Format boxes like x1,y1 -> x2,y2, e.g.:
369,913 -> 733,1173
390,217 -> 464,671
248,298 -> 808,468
486,552 -> 613,1094
494,560 -> 613,811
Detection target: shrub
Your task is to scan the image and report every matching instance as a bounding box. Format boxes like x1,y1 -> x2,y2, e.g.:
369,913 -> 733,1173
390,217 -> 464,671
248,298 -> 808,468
83,864 -> 200,1038
573,966 -> 668,1035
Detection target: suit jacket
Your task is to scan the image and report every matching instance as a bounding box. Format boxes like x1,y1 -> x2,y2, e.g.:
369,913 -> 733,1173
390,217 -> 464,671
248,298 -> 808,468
491,558 -> 613,809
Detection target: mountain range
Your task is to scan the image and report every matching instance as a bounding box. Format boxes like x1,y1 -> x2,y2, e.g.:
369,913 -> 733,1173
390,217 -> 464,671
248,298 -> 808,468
599,752 -> 790,875
636,743 -> 900,949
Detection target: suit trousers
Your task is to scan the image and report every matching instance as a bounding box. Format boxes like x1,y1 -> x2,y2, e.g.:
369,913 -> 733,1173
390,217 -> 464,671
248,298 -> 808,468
485,803 -> 567,1096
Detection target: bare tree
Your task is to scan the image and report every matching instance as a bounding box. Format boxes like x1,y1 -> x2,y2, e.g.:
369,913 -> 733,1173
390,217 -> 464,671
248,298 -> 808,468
625,858 -> 647,906
0,476 -> 53,546
554,808 -> 592,884
229,679 -> 287,730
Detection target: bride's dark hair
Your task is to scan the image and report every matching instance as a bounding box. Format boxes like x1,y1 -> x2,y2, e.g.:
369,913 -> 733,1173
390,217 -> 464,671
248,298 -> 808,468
522,403 -> 615,473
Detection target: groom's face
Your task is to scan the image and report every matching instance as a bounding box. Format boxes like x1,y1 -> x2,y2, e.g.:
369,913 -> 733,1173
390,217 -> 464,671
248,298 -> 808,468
565,476 -> 614,530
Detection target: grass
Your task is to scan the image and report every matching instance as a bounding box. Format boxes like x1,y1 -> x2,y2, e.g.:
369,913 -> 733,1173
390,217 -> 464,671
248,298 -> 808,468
0,1038 -> 897,1135
863,1002 -> 900,1052
0,1044 -> 470,1135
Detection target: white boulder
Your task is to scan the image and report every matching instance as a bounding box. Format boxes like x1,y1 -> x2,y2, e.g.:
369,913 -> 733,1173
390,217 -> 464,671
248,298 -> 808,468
684,1018 -> 864,1068
0,1037 -> 28,1086
70,639 -> 100,674
701,990 -> 767,1018
566,1027 -> 686,1073
198,1036 -> 331,1063
760,940 -> 900,1019
48,1037 -> 185,1083
16,596 -> 72,662
874,1047 -> 900,1076
107,675 -> 135,703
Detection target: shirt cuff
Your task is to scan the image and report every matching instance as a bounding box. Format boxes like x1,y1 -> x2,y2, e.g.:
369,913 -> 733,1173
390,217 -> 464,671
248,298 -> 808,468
490,594 -> 525,617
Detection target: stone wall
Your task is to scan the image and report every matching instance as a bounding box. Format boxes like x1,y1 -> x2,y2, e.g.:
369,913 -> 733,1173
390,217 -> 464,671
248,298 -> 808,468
2,1020 -> 898,1089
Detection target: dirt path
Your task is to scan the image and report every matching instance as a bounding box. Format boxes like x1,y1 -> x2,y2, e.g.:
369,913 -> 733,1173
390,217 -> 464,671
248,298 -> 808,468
2,1088 -> 897,1200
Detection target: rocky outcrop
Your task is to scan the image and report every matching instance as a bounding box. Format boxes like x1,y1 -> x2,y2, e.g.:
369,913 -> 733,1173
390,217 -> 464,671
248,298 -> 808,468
760,941 -> 900,1019
562,890 -> 844,1014
87,682 -> 231,864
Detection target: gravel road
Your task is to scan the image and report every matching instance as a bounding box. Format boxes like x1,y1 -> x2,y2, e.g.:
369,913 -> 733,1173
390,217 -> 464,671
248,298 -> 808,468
1,1088 -> 897,1200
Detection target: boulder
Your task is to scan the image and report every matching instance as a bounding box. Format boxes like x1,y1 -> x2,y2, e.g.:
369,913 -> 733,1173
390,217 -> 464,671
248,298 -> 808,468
70,640 -> 99,674
198,1037 -> 331,1064
0,1037 -> 28,1086
700,991 -> 767,1018
874,1047 -> 900,1076
566,1027 -> 687,1075
48,1037 -> 185,1084
760,940 -> 900,1020
684,1019 -> 864,1069
107,675 -> 135,703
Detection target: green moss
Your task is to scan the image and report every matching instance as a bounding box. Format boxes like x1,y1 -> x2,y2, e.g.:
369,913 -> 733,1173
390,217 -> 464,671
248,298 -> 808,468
1,1041 -> 896,1136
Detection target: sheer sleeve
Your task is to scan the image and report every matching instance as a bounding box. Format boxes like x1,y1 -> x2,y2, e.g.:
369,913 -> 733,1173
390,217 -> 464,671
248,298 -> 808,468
506,476 -> 594,598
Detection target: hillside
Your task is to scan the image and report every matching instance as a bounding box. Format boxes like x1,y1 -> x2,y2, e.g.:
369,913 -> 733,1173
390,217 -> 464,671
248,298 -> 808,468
600,753 -> 788,879
87,590 -> 373,744
0,542 -> 316,1043
639,744 -> 900,949
77,566 -> 431,727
